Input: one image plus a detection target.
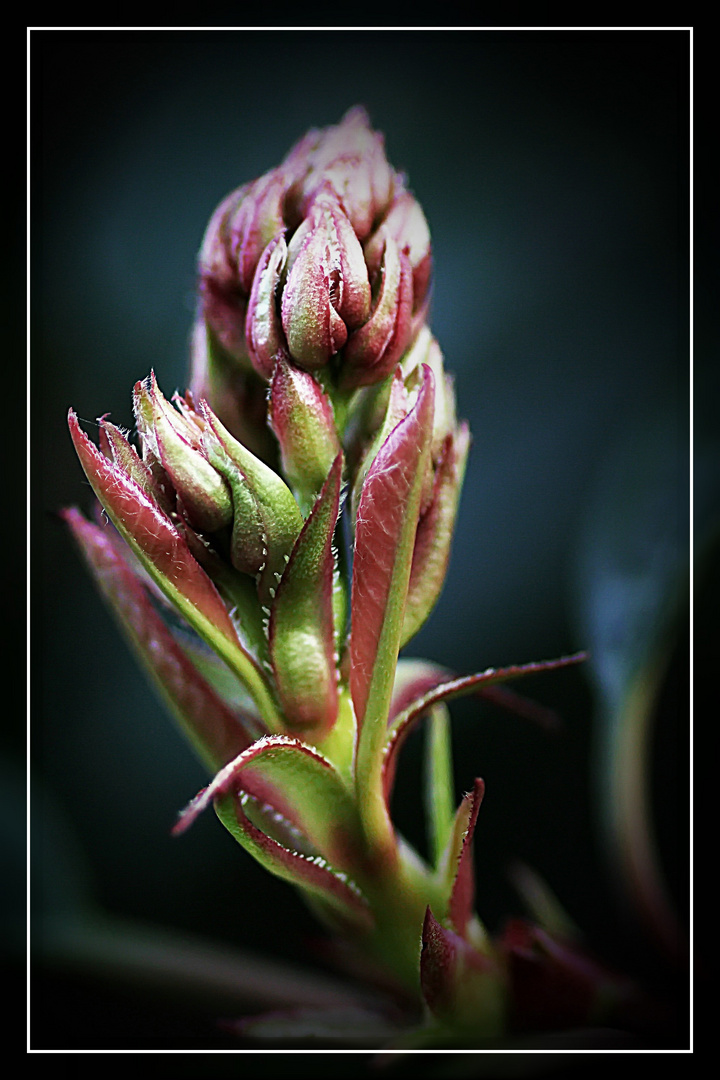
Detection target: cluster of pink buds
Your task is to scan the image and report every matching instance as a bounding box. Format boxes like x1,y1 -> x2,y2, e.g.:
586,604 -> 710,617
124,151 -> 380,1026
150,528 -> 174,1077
198,107 -> 430,390
64,109 -> 628,1047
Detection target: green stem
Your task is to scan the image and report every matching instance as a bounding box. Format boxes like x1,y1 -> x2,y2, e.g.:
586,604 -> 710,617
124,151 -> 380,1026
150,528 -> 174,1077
424,703 -> 454,868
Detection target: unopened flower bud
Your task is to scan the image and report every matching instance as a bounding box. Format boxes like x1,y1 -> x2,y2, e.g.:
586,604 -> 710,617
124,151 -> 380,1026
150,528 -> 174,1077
340,234 -> 413,389
280,185 -> 371,371
363,187 -> 432,317
198,169 -> 286,364
282,105 -> 395,240
268,359 -> 342,514
197,107 -> 431,392
136,373 -> 233,534
199,403 -> 303,604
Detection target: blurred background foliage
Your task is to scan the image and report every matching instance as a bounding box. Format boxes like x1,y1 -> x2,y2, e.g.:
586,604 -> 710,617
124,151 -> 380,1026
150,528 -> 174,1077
27,29 -> 692,1052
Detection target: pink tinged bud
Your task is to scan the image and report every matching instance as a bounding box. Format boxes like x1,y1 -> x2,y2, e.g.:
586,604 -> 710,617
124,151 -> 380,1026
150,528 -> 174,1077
245,235 -> 290,380
341,235 -> 414,390
142,376 -> 234,535
61,507 -> 260,772
286,106 -> 395,241
268,360 -> 341,513
199,182 -> 251,292
97,418 -> 174,516
281,188 -> 371,370
365,189 -> 432,313
268,455 -> 342,735
198,171 -> 286,365
401,423 -> 471,647
227,168 -> 287,295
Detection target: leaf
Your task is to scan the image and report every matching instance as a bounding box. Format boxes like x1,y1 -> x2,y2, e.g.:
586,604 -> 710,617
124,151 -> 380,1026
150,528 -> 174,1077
383,654 -> 587,808
350,365 -> 435,849
67,411 -> 281,730
215,790 -> 372,934
174,735 -> 364,877
62,508 -> 259,772
268,455 -> 342,736
437,779 -> 485,938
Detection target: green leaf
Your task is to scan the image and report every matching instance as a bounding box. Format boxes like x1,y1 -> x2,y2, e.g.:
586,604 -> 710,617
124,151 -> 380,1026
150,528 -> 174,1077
268,455 -> 342,736
174,735 -> 365,876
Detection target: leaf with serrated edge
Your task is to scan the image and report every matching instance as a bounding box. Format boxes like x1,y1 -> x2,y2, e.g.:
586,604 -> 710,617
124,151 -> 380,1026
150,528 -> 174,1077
67,410 -> 281,729
62,507 -> 260,771
439,778 -> 485,937
401,423 -> 470,647
174,735 -> 364,875
383,654 -> 587,808
215,791 -> 373,932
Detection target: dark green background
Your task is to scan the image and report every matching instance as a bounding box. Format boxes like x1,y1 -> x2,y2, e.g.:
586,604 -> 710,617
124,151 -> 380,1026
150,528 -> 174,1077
29,29 -> 691,1052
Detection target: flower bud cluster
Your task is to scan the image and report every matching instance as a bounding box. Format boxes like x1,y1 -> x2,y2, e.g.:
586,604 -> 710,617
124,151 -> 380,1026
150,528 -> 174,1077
65,109 -> 600,1043
197,106 -> 431,391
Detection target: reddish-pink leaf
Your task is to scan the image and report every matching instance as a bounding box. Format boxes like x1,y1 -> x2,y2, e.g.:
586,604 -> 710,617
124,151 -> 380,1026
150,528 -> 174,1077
382,654 -> 587,807
447,779 -> 485,937
62,507 -> 260,771
68,409 -> 239,644
350,366 -> 435,732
